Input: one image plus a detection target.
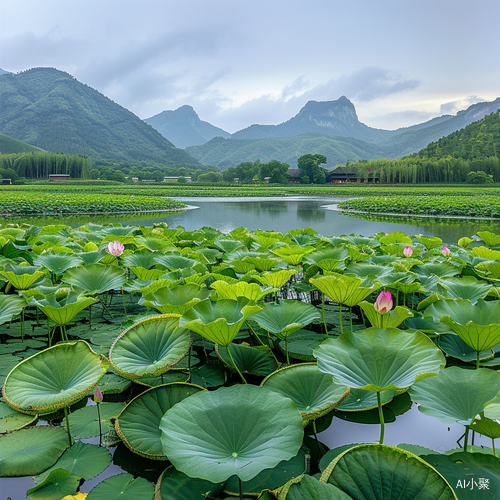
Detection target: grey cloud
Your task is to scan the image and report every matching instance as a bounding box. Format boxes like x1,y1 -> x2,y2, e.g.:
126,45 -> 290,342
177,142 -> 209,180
439,95 -> 485,115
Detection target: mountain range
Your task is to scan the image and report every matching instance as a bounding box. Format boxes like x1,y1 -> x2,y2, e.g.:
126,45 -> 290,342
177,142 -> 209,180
0,68 -> 197,165
2,67 -> 499,170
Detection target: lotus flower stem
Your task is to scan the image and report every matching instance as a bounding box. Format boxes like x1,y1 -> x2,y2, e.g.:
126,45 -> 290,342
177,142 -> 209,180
121,287 -> 127,318
321,294 -> 328,336
493,439 -> 497,457
464,426 -> 470,452
226,344 -> 247,384
64,406 -> 72,446
238,476 -> 243,500
338,304 -> 344,334
377,391 -> 385,444
97,296 -> 114,319
96,402 -> 102,447
285,336 -> 290,365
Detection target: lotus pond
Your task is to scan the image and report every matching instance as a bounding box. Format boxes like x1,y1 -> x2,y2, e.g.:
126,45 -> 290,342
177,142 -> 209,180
2,223 -> 500,499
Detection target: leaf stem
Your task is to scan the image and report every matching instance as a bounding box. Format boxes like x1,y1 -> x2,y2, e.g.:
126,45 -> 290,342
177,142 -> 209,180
377,391 -> 385,444
64,406 -> 72,447
226,344 -> 247,384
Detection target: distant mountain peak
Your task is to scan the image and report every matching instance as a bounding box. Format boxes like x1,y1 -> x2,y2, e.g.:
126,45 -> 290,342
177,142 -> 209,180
0,68 -> 13,76
146,106 -> 230,148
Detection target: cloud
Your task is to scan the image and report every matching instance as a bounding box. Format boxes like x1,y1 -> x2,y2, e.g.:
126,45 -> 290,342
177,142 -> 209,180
439,95 -> 485,115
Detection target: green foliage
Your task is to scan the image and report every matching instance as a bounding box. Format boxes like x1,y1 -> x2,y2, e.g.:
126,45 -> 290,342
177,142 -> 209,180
0,133 -> 42,154
466,170 -> 494,184
298,154 -> 328,184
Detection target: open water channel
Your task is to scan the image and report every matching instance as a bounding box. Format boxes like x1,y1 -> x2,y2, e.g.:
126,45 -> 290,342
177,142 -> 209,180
2,196 -> 498,499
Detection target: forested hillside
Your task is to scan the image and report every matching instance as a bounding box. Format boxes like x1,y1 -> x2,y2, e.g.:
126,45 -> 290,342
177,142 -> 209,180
0,133 -> 42,154
0,68 -> 198,165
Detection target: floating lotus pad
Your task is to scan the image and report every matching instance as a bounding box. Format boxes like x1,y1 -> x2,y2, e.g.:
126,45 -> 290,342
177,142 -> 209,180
3,341 -> 108,415
0,426 -> 69,477
261,363 -> 349,423
86,473 -> 155,500
109,314 -> 193,379
160,384 -> 304,483
0,401 -> 37,433
320,444 -> 456,499
115,383 -> 205,460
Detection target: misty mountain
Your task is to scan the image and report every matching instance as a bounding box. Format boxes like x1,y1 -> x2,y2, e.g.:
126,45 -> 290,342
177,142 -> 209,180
145,105 -> 230,148
0,68 -> 198,165
231,96 -> 394,143
186,98 -> 500,168
0,133 -> 43,154
0,68 -> 12,76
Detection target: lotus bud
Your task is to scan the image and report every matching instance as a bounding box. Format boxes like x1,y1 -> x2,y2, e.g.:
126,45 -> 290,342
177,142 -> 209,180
106,241 -> 125,257
374,291 -> 393,315
94,386 -> 103,404
403,246 -> 413,258
442,245 -> 451,257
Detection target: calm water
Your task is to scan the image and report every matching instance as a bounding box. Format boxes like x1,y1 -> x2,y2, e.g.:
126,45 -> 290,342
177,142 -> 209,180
3,196 -> 500,243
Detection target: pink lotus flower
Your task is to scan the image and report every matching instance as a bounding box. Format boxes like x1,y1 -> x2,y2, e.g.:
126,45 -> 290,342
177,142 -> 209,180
403,246 -> 413,258
107,241 -> 125,257
442,245 -> 451,257
94,386 -> 103,403
374,291 -> 393,314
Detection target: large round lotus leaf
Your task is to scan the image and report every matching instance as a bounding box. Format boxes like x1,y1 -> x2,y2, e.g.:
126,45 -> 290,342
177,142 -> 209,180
421,452 -> 500,499
160,384 -> 304,483
215,343 -> 278,376
251,300 -> 320,338
139,283 -> 211,314
310,275 -> 380,307
424,298 -> 500,351
0,426 -> 69,477
0,401 -> 37,432
155,466 -> 224,500
179,297 -> 262,346
413,262 -> 461,278
314,327 -> 445,392
225,447 -> 309,496
27,469 -> 82,500
115,383 -> 205,460
34,441 -> 112,484
335,388 -> 396,411
279,333 -> 328,362
86,473 -> 155,500
34,253 -> 84,274
436,276 -> 492,304
62,263 -> 126,294
261,363 -> 349,422
67,402 -> 125,439
109,314 -> 193,379
211,280 -> 278,301
408,366 -> 500,426
280,474 -> 352,500
0,293 -> 26,326
2,341 -> 108,414
320,444 -> 456,500
439,334 -> 493,363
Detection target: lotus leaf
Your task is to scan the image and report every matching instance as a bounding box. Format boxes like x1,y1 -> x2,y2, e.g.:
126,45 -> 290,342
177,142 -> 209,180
109,314 -> 193,379
160,384 -> 304,482
27,469 -> 82,500
0,401 -> 37,432
155,467 -> 224,500
439,334 -> 493,363
279,332 -> 328,361
314,327 -> 445,392
0,426 -> 69,476
320,444 -> 456,499
335,388 -> 396,411
30,291 -> 97,325
415,235 -> 444,250
34,253 -> 84,274
3,341 -> 108,414
261,363 -> 349,423
63,263 -> 126,294
270,245 -> 315,265
251,300 -> 321,339
408,366 -> 500,426
75,249 -> 106,265
115,383 -> 205,460
436,276 -> 491,303
216,343 -> 278,376
139,283 -> 211,314
0,293 -> 26,325
86,473 -> 155,500
34,441 -> 111,484
0,264 -> 47,290
179,297 -> 262,346
279,474 -> 352,500
310,275 -> 381,307
413,262 -> 461,278
254,269 -> 297,288
211,280 -> 278,301
425,298 -> 500,352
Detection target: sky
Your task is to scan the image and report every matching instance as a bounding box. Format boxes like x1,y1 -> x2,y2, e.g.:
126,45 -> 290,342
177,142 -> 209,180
1,0 -> 499,133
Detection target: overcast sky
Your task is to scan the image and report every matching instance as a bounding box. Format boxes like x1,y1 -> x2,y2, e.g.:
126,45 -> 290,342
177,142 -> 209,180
1,0 -> 498,133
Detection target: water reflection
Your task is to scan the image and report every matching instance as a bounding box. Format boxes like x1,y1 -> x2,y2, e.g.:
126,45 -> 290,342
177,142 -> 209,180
0,197 -> 499,244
